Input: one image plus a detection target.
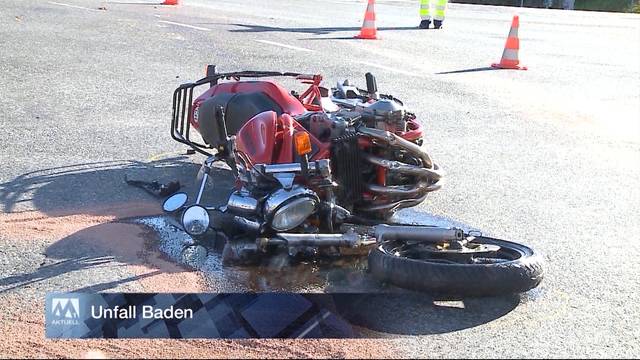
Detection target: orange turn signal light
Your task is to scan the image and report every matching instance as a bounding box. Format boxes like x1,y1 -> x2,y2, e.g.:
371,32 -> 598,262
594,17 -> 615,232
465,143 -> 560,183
294,131 -> 312,156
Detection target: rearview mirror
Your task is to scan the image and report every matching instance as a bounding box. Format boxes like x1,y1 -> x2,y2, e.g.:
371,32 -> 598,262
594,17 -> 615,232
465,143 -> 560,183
181,205 -> 210,236
162,192 -> 188,213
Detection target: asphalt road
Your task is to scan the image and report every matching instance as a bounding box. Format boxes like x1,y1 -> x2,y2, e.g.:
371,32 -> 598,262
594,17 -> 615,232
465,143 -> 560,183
1,0 -> 639,358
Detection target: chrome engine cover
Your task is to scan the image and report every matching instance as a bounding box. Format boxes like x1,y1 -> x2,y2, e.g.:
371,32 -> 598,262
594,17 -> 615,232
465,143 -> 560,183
227,190 -> 259,215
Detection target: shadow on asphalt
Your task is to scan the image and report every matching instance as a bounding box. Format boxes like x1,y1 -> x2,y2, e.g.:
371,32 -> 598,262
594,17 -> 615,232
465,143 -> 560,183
436,66 -> 499,75
228,23 -> 421,35
0,156 -> 234,216
0,158 -> 520,335
0,256 -> 115,295
0,157 -> 232,293
332,293 -> 520,336
105,1 -> 165,5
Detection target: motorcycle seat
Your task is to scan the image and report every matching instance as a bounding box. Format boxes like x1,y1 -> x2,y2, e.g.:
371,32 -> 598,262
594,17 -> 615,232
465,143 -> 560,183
198,91 -> 284,147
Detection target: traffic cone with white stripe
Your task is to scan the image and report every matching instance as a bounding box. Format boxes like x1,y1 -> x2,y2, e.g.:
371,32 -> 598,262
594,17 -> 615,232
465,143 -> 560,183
355,0 -> 378,40
492,15 -> 527,70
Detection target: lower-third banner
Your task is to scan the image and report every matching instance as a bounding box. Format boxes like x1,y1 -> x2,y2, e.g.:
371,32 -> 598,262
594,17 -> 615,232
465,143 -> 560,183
46,293 -> 357,339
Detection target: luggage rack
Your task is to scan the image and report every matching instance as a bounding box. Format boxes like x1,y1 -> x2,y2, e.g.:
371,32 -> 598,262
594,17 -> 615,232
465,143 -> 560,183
171,79 -> 211,156
171,67 -> 312,157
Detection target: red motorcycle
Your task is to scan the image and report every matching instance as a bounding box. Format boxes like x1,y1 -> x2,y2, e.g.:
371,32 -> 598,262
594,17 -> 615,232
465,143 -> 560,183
162,66 -> 543,295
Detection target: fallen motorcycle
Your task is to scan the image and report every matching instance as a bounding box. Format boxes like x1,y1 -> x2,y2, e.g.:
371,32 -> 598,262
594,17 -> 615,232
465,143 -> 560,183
163,66 -> 543,296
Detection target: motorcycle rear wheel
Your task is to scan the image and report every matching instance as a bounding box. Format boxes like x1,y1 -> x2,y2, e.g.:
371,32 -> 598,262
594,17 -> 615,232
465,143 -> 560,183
368,236 -> 544,296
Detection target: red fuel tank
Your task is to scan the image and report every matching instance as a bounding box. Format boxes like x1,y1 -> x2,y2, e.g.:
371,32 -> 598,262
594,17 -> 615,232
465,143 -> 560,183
235,111 -> 330,165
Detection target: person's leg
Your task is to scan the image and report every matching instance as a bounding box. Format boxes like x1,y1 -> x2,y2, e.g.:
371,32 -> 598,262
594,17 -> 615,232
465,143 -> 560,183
432,0 -> 448,29
563,0 -> 575,10
419,0 -> 431,29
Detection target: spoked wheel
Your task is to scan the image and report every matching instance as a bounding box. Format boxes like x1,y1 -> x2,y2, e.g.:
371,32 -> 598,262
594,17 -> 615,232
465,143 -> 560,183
368,236 -> 544,296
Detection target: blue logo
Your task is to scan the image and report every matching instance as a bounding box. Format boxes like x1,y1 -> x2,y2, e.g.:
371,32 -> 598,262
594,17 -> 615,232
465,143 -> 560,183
50,297 -> 80,325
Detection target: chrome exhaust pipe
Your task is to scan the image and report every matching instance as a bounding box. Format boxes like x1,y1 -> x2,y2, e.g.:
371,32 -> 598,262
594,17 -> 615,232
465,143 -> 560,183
357,126 -> 444,213
364,154 -> 444,198
271,225 -> 463,248
362,154 -> 443,181
374,224 -> 464,243
275,231 -> 367,247
366,181 -> 440,198
358,126 -> 435,169
366,181 -> 442,197
359,193 -> 429,213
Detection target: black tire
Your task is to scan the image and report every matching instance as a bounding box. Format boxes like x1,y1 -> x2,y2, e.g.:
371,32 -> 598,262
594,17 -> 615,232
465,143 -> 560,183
368,236 -> 544,296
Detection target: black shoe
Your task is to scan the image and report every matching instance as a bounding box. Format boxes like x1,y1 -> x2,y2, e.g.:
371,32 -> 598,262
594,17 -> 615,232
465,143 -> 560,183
433,20 -> 443,29
419,20 -> 431,29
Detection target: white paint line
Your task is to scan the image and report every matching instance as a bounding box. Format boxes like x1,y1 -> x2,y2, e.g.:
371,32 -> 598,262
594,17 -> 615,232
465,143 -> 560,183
254,40 -> 314,52
354,61 -> 416,76
48,1 -> 100,11
158,20 -> 211,32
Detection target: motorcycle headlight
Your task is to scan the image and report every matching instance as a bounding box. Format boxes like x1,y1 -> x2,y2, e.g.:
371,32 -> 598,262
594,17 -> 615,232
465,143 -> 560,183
272,197 -> 317,231
265,187 -> 318,231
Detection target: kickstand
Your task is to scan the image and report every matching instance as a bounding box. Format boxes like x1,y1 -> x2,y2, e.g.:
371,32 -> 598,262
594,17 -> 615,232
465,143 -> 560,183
124,175 -> 181,197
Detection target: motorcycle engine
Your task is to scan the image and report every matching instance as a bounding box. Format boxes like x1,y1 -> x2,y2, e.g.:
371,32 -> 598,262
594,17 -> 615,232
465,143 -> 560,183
300,98 -> 410,142
227,76 -> 431,236
361,99 -> 407,133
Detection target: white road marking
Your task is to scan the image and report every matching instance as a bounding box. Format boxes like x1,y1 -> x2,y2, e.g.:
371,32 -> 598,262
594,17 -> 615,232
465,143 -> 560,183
158,20 -> 211,32
254,40 -> 314,52
47,1 -> 100,11
354,61 -> 416,76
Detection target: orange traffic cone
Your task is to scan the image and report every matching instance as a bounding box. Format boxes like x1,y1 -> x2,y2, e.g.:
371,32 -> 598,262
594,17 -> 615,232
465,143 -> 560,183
492,15 -> 527,70
162,0 -> 179,5
355,0 -> 378,40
